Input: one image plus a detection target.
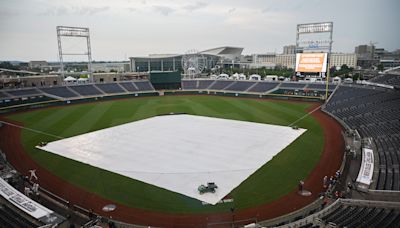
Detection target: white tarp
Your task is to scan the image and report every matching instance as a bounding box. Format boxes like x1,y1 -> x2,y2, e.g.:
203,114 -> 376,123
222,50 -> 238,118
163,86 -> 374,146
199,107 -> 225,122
39,115 -> 306,205
0,178 -> 53,219
356,148 -> 374,186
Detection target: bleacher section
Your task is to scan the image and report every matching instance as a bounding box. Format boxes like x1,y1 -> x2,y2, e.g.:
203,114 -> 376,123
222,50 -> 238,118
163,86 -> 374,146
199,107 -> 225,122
0,204 -> 43,228
280,82 -> 307,89
6,88 -> 42,97
118,82 -> 139,92
0,81 -> 157,105
181,80 -> 283,93
68,84 -> 103,96
197,80 -> 214,89
318,204 -> 400,228
265,199 -> 400,228
0,91 -> 8,98
307,83 -> 337,91
40,86 -> 79,98
208,80 -> 234,90
0,88 -> 52,107
180,80 -> 336,94
325,85 -> 400,190
0,79 -> 335,107
224,81 -> 255,91
247,82 -> 279,93
134,81 -> 155,91
181,80 -> 198,90
370,74 -> 400,87
95,83 -> 125,94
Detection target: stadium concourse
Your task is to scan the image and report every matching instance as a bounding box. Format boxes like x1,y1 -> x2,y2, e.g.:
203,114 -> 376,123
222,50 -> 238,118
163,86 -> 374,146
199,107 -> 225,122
0,74 -> 399,227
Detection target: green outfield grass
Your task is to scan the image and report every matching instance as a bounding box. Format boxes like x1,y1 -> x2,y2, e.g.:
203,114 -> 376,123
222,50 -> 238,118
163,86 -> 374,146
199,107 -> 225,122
7,96 -> 323,213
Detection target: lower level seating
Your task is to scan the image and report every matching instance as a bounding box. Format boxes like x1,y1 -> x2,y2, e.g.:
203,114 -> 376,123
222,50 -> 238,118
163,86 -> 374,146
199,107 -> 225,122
40,86 -> 79,98
68,85 -> 103,96
370,74 -> 400,87
0,91 -> 9,99
181,80 -> 197,90
247,82 -> 279,93
325,85 -> 400,190
208,80 -> 234,90
5,88 -> 42,97
118,82 -> 139,92
134,81 -> 155,91
0,204 -> 42,228
95,83 -> 125,94
197,80 -> 214,89
321,204 -> 400,228
224,81 -> 255,91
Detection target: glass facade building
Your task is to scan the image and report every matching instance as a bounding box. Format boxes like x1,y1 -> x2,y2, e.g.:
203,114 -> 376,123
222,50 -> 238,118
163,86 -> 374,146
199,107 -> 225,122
129,47 -> 243,73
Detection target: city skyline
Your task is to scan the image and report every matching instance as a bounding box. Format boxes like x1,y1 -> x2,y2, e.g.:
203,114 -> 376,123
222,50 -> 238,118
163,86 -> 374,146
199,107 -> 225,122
0,0 -> 399,61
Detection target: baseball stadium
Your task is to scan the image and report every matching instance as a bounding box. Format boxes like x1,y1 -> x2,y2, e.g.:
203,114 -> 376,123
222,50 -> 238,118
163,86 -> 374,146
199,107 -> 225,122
1,66 -> 400,227
0,18 -> 400,228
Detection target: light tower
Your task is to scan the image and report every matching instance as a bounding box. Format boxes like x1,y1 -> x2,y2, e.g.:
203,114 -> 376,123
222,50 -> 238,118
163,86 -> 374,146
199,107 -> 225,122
56,26 -> 93,82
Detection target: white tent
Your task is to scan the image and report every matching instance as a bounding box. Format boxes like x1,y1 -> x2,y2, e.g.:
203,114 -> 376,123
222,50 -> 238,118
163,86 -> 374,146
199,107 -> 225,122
265,75 -> 278,82
249,74 -> 261,81
78,78 -> 88,81
63,76 -> 76,82
333,76 -> 341,84
217,73 -> 229,80
231,73 -> 239,80
77,78 -> 89,84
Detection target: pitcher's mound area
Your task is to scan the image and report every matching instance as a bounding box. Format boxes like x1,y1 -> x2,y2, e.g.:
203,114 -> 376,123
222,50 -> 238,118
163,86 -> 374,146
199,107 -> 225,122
39,114 -> 306,205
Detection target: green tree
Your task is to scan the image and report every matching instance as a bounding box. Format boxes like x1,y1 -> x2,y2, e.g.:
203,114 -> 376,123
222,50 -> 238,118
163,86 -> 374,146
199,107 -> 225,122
340,64 -> 349,71
0,61 -> 19,70
377,64 -> 384,71
352,73 -> 360,81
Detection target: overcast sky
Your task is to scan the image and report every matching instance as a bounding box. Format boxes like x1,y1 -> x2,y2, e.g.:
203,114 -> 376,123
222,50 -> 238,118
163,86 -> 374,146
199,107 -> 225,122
0,0 -> 399,61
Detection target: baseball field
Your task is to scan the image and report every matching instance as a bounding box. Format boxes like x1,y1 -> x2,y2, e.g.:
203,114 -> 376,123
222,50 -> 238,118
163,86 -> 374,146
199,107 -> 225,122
5,95 -> 324,214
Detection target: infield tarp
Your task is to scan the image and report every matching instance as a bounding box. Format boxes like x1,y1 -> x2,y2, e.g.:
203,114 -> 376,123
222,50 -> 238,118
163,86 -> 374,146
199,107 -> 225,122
39,115 -> 306,205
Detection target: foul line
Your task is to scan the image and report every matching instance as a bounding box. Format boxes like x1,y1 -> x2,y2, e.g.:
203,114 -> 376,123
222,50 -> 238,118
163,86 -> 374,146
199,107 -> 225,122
288,105 -> 321,127
0,120 -> 64,140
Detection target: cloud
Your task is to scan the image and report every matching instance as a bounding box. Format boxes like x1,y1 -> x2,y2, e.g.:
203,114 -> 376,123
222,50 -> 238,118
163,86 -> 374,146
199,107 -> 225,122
41,6 -> 110,16
228,8 -> 236,14
79,6 -> 110,15
183,1 -> 208,11
153,5 -> 175,16
0,8 -> 20,17
261,8 -> 269,13
127,7 -> 137,12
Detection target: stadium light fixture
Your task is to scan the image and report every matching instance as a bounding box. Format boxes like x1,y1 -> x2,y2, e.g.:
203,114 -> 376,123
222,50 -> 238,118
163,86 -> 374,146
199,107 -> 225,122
56,26 -> 93,82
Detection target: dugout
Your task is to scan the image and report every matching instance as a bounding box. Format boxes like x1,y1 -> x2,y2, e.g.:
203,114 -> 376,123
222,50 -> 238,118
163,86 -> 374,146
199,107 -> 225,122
149,71 -> 181,90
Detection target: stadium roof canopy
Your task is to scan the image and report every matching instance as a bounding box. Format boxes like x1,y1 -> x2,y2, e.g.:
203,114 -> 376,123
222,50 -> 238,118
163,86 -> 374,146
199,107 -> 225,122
200,46 -> 244,60
130,46 -> 244,60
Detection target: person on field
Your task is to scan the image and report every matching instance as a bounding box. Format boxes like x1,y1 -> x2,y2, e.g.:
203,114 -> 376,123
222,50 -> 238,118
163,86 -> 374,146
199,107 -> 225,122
323,175 -> 328,188
29,169 -> 38,181
298,180 -> 304,192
